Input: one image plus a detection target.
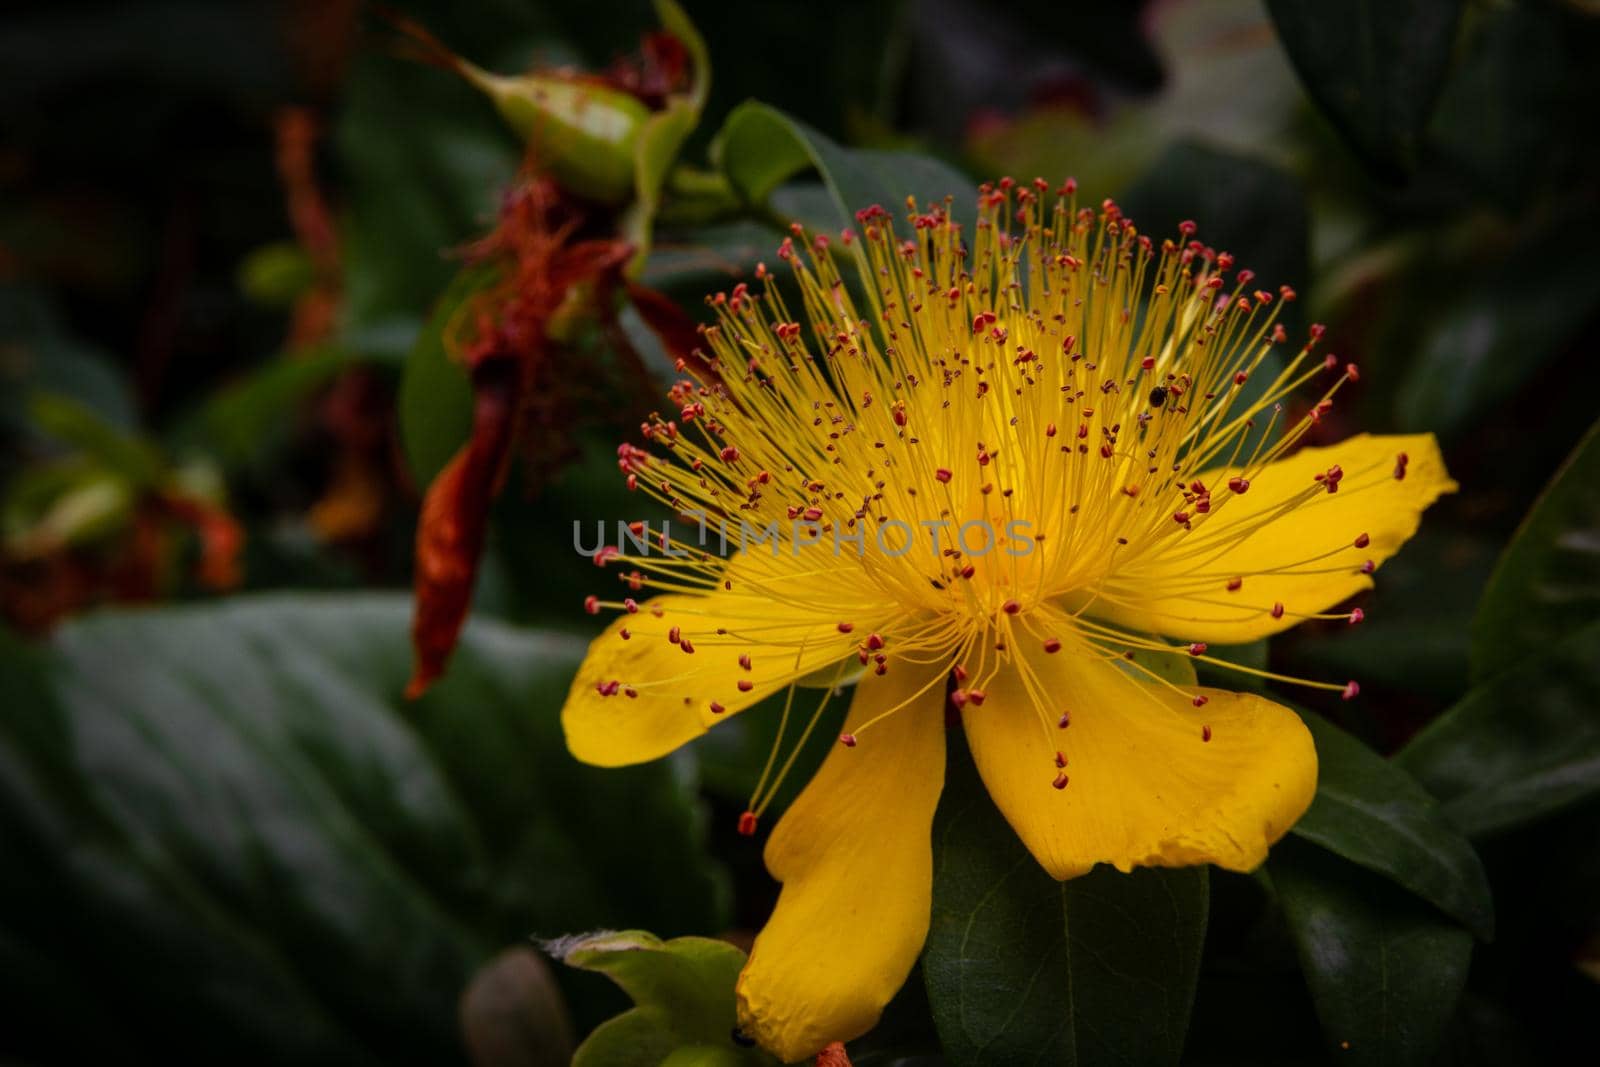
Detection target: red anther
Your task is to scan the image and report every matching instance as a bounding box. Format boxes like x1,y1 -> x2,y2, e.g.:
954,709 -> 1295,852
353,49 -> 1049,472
1394,452 -> 1410,481
837,621 -> 855,634
619,627 -> 631,640
624,687 -> 638,698
1309,322 -> 1325,340
1279,285 -> 1298,302
1271,602 -> 1285,619
1061,335 -> 1077,355
977,450 -> 992,466
960,564 -> 976,579
709,700 -> 726,715
595,679 -> 620,697
1342,680 -> 1361,701
893,408 -> 908,427
839,733 -> 858,747
737,679 -> 755,692
668,625 -> 681,645
626,474 -> 638,492
1234,372 -> 1250,387
875,662 -> 889,675
1228,476 -> 1250,494
857,650 -> 870,665
1354,532 -> 1371,549
953,665 -> 969,682
680,638 -> 696,654
720,446 -> 740,463
737,811 -> 758,836
1189,642 -> 1208,656
935,468 -> 953,483
1179,220 -> 1197,237
623,598 -> 639,613
1324,353 -> 1339,371
1043,637 -> 1062,654
1349,608 -> 1365,625
1361,559 -> 1375,574
739,653 -> 753,670
1052,772 -> 1070,790
1002,599 -> 1021,615
950,689 -> 970,708
1054,751 -> 1067,768
594,545 -> 620,567
803,506 -> 824,521
1063,177 -> 1078,195
1227,577 -> 1243,591
1057,711 -> 1071,728
584,595 -> 600,615
1141,356 -> 1156,370
1192,695 -> 1209,708
1046,423 -> 1057,438
1173,511 -> 1190,524
968,690 -> 987,706
1345,362 -> 1361,381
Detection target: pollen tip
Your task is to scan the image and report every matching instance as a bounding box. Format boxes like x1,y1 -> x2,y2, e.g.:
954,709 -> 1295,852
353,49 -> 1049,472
736,811 -> 758,836
950,689 -> 969,708
1188,642 -> 1207,656
1002,599 -> 1021,615
1201,724 -> 1212,742
1052,771 -> 1069,790
839,732 -> 857,747
968,689 -> 986,706
1271,601 -> 1285,619
1057,711 -> 1071,728
836,621 -> 855,634
1192,695 -> 1209,708
583,595 -> 600,615
1342,680 -> 1361,701
709,700 -> 726,714
1349,608 -> 1365,625
1043,637 -> 1062,654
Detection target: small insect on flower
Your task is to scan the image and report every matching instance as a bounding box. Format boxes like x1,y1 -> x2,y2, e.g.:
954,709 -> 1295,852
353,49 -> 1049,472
560,182 -> 1455,1061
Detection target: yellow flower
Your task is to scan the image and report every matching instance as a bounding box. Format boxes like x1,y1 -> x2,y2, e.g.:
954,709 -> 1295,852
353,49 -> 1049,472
561,181 -> 1455,1061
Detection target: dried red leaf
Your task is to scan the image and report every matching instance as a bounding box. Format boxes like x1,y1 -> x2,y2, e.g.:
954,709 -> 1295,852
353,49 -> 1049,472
407,354 -> 519,699
815,1042 -> 853,1067
626,280 -> 708,370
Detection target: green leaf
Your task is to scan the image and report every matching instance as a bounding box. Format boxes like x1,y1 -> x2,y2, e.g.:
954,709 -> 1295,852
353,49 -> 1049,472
1271,839 -> 1474,1067
1121,140 -> 1309,307
715,101 -> 973,233
0,594 -> 727,1063
335,51 -> 517,331
28,391 -> 165,487
621,0 -> 714,271
172,348 -> 350,470
555,930 -> 774,1067
923,734 -> 1208,1067
1291,710 -> 1493,940
1393,208 -> 1600,438
1397,619 -> 1600,839
1265,0 -> 1464,176
397,265 -> 499,487
1470,417 -> 1600,682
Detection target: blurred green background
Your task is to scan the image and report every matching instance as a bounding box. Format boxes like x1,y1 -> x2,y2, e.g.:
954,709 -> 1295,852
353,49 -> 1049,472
3,1 -> 1599,1064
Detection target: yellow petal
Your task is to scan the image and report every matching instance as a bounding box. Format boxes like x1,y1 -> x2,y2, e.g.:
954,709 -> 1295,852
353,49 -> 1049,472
963,636 -> 1315,878
736,659 -> 947,1061
562,553 -> 885,767
562,599 -> 854,768
1091,433 -> 1455,643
